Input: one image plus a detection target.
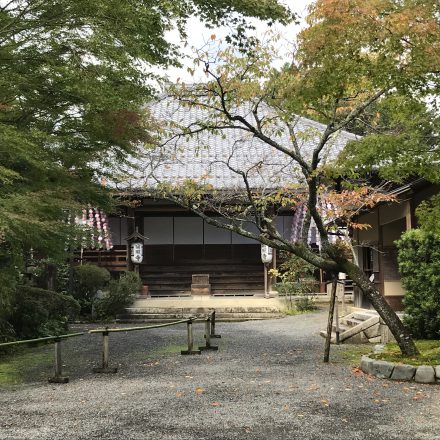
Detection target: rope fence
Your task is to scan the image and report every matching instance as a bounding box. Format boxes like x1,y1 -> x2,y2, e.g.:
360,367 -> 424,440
0,309 -> 221,383
0,332 -> 85,383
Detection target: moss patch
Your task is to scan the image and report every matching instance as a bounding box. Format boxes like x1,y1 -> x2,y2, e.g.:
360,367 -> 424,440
0,346 -> 52,386
331,344 -> 374,366
372,340 -> 440,366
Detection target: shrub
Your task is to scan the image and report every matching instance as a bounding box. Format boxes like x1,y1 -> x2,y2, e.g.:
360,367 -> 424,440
397,229 -> 440,339
272,253 -> 318,298
94,271 -> 141,319
295,296 -> 317,312
9,286 -> 80,339
73,264 -> 111,314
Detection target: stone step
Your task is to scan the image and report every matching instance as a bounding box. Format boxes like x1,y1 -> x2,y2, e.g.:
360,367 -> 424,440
117,312 -> 284,323
319,330 -> 336,343
332,323 -> 349,333
119,312 -> 284,319
149,291 -> 191,297
210,285 -> 263,291
352,311 -> 379,321
343,317 -> 364,327
212,291 -> 261,296
126,306 -> 283,314
116,317 -> 280,323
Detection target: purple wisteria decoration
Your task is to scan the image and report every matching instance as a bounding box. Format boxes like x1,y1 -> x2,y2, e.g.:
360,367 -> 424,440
289,201 -> 346,249
290,203 -> 307,244
76,208 -> 113,250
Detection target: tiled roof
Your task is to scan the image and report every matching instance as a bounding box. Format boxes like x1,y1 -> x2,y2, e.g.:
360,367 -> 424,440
121,96 -> 359,191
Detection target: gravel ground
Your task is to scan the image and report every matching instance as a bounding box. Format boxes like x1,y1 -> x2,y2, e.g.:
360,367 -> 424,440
1,311 -> 440,440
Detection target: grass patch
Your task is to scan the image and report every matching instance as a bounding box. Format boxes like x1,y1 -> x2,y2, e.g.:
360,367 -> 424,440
372,340 -> 440,366
332,344 -> 374,366
0,346 -> 52,386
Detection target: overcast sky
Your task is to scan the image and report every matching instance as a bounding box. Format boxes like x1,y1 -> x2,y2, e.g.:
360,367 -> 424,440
161,0 -> 313,82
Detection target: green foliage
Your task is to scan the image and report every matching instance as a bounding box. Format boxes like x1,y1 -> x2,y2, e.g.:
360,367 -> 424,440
416,194 -> 440,235
94,271 -> 141,319
32,258 -> 71,294
397,230 -> 440,339
273,253 -> 318,312
272,253 -> 317,295
0,243 -> 23,342
73,265 -> 111,314
337,95 -> 440,183
295,296 -> 318,312
9,287 -> 80,339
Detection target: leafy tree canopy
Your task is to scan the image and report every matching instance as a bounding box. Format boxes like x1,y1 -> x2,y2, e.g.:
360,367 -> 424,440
0,0 -> 293,252
336,95 -> 440,183
0,0 -> 293,333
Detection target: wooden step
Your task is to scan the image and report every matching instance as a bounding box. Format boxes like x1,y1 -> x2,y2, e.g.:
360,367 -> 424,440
140,265 -> 263,273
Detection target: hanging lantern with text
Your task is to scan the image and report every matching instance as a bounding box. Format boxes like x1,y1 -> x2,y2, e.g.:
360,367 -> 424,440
126,226 -> 146,266
131,241 -> 144,264
261,245 -> 273,264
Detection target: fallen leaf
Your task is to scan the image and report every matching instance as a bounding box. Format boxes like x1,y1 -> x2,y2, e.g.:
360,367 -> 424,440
321,399 -> 330,407
176,392 -> 184,397
195,387 -> 204,395
352,367 -> 364,377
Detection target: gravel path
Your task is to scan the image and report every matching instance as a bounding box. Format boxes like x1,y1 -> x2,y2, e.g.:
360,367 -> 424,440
1,311 -> 439,440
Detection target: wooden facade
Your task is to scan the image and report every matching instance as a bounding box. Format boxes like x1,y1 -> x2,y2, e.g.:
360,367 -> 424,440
353,181 -> 440,311
80,199 -> 294,297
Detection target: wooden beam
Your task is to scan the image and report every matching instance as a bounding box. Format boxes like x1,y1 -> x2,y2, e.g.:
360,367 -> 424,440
339,316 -> 380,343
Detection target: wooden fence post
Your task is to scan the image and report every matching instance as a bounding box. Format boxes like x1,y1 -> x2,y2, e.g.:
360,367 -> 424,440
210,310 -> 221,339
93,329 -> 118,373
181,319 -> 201,355
324,279 -> 337,363
334,297 -> 340,345
48,338 -> 69,383
200,316 -> 218,351
379,317 -> 390,344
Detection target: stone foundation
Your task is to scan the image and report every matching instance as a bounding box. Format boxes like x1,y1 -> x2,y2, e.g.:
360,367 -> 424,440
360,355 -> 439,384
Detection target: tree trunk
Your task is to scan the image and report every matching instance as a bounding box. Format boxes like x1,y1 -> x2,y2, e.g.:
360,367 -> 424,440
324,279 -> 337,363
343,260 -> 419,357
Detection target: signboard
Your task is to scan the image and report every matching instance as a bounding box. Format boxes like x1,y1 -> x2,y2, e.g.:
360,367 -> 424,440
261,245 -> 273,264
131,242 -> 143,264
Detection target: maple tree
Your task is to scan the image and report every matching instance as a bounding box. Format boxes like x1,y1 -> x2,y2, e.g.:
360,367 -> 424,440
145,0 -> 440,357
0,0 -> 293,340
